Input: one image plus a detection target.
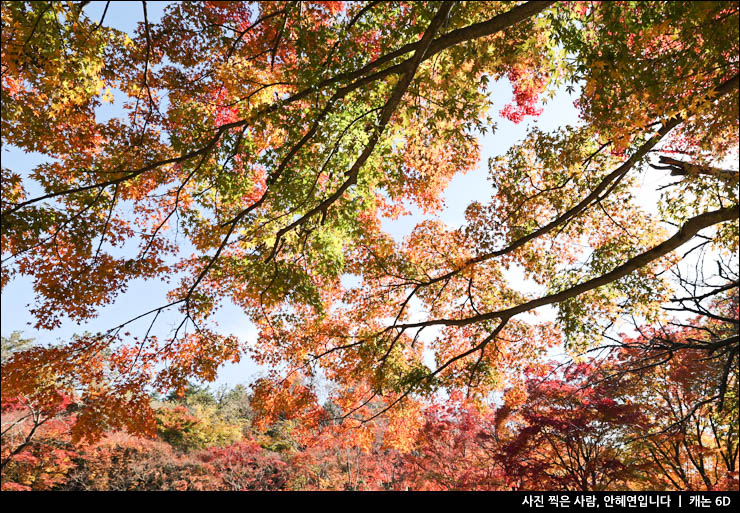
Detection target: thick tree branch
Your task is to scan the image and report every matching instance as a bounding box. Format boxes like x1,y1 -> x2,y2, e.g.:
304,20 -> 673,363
391,204 -> 739,331
654,155 -> 739,183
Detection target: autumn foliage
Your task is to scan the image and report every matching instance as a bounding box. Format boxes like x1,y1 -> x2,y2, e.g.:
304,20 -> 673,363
2,332 -> 737,491
1,0 -> 738,491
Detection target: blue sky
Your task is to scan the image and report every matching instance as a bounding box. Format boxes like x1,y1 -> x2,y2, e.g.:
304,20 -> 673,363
1,2 -> 588,388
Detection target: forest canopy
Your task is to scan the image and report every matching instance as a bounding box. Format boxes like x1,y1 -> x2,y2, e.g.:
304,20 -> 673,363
0,1 -> 738,489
